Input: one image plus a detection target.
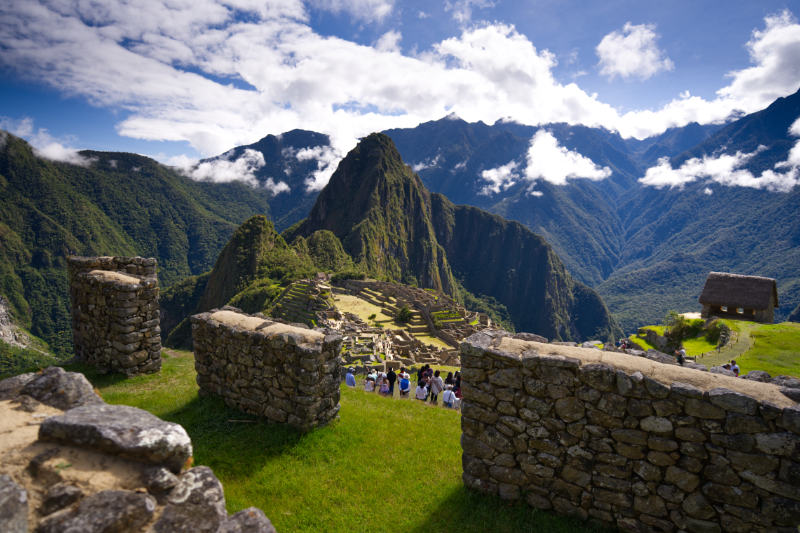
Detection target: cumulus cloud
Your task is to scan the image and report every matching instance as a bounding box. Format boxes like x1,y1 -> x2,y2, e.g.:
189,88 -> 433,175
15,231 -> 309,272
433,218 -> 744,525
296,145 -> 344,192
596,22 -> 674,80
0,1 -> 798,178
524,130 -> 611,185
181,148 -> 290,194
479,160 -> 519,195
0,116 -> 94,166
640,125 -> 800,193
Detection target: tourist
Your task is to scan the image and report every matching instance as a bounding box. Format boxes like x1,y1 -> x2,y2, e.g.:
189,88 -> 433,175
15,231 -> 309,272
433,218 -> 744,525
730,360 -> 740,377
368,368 -> 379,387
345,367 -> 356,387
399,369 -> 411,397
387,366 -> 397,396
429,370 -> 444,405
674,347 -> 685,366
379,377 -> 390,395
442,384 -> 456,408
454,371 -> 461,397
415,380 -> 427,401
364,376 -> 375,392
444,371 -> 454,386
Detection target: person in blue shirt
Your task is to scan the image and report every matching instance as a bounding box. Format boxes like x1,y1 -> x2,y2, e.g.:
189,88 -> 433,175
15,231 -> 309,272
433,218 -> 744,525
345,367 -> 356,387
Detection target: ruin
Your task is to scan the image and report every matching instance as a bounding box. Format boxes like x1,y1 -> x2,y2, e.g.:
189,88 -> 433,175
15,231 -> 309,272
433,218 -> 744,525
67,256 -> 162,375
699,272 -> 779,323
191,309 -> 343,431
460,330 -> 800,532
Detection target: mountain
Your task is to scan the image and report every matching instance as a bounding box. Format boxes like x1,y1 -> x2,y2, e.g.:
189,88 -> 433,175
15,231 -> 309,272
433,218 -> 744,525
601,90 -> 800,328
200,129 -> 332,231
285,132 -> 619,341
0,131 -> 273,356
284,133 -> 457,295
160,214 -> 316,347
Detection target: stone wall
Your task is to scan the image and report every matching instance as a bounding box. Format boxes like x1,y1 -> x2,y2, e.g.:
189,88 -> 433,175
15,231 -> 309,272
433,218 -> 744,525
192,309 -> 343,431
68,256 -> 161,375
460,330 -> 800,532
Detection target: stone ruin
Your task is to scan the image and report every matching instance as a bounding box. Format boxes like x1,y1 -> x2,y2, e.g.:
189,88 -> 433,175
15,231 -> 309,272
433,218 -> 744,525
460,329 -> 800,532
0,366 -> 275,532
67,256 -> 161,375
191,309 -> 343,431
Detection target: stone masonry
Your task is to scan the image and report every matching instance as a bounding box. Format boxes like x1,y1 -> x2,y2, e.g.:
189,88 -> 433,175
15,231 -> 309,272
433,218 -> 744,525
192,309 -> 343,431
68,256 -> 161,375
460,330 -> 800,532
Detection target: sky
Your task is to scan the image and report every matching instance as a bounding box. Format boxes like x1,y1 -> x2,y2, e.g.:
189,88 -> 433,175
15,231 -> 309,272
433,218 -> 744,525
1,0 -> 799,184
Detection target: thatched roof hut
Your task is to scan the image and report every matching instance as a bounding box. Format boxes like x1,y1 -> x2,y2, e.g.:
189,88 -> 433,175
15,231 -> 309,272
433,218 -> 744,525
699,272 -> 778,323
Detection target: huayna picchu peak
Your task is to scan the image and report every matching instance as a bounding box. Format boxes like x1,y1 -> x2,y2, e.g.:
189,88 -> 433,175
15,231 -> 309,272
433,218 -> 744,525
285,133 -> 620,342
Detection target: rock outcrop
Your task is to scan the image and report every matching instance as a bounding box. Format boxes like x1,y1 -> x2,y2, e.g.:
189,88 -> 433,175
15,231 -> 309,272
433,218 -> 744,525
0,367 -> 276,532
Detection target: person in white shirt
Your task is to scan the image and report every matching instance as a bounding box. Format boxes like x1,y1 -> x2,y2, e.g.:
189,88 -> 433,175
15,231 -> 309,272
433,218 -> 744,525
442,385 -> 456,408
415,381 -> 427,401
364,377 -> 375,392
429,370 -> 444,405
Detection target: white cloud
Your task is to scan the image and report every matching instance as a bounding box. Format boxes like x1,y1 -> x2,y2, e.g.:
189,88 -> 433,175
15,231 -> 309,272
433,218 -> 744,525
596,22 -> 674,80
374,30 -> 401,53
295,145 -> 343,191
411,153 -> 441,172
529,190 -> 543,197
703,187 -> 713,195
445,0 -> 494,24
0,1 -> 798,177
180,148 -> 290,193
640,134 -> 800,193
0,116 -> 94,166
479,160 -> 519,195
524,130 -> 611,185
307,0 -> 393,22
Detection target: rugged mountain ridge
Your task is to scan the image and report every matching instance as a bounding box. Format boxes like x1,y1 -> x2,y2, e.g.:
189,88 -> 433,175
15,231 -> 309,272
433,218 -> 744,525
0,131 -> 272,357
286,133 -> 619,341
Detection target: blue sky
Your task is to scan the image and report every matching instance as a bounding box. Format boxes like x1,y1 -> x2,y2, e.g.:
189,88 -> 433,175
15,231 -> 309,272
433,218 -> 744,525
1,0 -> 799,170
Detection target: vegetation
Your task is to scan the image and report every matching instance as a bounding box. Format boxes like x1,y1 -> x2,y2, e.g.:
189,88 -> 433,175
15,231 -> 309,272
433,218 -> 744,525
67,351 -> 608,533
0,132 -> 272,357
0,338 -> 59,378
396,304 -> 413,323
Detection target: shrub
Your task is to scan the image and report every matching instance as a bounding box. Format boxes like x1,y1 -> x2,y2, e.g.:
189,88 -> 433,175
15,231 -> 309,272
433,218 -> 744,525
396,305 -> 413,323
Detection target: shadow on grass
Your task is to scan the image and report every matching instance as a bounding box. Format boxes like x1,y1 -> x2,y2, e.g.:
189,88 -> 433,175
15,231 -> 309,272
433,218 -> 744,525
411,486 -> 612,533
159,395 -> 304,481
61,361 -> 131,388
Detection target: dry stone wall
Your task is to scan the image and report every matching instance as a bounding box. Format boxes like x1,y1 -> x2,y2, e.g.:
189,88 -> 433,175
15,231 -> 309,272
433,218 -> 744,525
68,256 -> 161,375
460,330 -> 800,532
192,309 -> 343,431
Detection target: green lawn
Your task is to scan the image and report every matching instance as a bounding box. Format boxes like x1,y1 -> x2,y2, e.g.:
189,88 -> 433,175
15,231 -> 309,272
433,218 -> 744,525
66,351 -> 606,533
732,322 -> 800,377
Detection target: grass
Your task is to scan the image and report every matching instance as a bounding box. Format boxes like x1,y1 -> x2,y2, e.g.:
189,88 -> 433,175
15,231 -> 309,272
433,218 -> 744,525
681,336 -> 716,357
66,350 -> 607,533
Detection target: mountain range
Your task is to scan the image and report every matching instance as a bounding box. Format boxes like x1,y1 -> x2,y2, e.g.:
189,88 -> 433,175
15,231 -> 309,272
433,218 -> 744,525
1,89 -> 799,362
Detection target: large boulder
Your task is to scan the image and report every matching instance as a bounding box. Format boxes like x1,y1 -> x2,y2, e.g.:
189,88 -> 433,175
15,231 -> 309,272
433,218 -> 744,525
36,490 -> 155,533
39,403 -> 192,473
153,466 -> 227,533
219,507 -> 278,533
0,372 -> 36,400
18,367 -> 102,410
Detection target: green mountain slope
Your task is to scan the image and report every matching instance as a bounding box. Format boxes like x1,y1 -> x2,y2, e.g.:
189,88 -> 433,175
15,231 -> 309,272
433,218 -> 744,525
0,131 -> 273,357
285,133 -> 456,295
285,133 -> 619,341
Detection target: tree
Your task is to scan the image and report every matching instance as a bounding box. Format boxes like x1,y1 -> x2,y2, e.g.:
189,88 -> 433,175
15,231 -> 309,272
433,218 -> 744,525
396,304 -> 413,323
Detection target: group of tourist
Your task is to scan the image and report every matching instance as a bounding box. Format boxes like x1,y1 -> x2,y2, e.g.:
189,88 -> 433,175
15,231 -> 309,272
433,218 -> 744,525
344,364 -> 462,409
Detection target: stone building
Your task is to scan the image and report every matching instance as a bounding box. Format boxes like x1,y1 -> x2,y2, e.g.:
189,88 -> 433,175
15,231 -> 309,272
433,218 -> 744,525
191,309 -> 342,431
699,271 -> 778,323
68,256 -> 162,375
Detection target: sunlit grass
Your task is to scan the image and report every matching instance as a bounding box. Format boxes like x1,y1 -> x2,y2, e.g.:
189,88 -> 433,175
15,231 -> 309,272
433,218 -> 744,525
71,351 -> 608,533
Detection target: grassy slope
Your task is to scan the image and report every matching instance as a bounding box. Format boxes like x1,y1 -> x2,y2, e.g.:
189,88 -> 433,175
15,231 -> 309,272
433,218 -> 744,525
67,351 -> 606,533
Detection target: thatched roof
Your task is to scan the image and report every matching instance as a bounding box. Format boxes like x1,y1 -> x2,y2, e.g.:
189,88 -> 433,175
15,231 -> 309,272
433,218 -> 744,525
698,272 -> 778,310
